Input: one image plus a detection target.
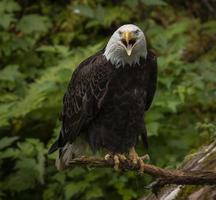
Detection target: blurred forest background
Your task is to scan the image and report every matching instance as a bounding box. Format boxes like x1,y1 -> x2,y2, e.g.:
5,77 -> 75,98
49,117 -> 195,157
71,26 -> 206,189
0,0 -> 215,200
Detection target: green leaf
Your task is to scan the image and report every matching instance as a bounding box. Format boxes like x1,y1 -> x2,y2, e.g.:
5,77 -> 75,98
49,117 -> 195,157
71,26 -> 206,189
17,14 -> 51,34
159,77 -> 174,89
73,5 -> 94,18
95,5 -> 105,23
36,45 -> 70,57
0,136 -> 19,150
145,110 -> 164,123
201,20 -> 216,34
167,100 -> 180,112
124,0 -> 139,7
142,0 -> 167,6
103,6 -> 132,26
64,181 -> 89,199
85,187 -> 103,200
0,148 -> 20,159
5,167 -> 37,192
0,0 -> 21,13
0,14 -> 16,29
166,20 -> 192,39
0,93 -> 19,103
146,122 -> 159,136
0,65 -> 22,82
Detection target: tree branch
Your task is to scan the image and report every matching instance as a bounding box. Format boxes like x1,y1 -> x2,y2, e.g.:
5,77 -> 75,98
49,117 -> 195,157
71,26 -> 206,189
68,156 -> 216,188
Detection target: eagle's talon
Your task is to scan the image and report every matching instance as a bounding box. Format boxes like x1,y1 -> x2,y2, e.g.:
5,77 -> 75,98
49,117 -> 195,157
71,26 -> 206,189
128,147 -> 146,173
132,158 -> 138,165
114,155 -> 120,171
141,154 -> 150,161
128,147 -> 138,164
104,153 -> 111,161
104,153 -> 126,171
118,154 -> 127,162
138,158 -> 145,174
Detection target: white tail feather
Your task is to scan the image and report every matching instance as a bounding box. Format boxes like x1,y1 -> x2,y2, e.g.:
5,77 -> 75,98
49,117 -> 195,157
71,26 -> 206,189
55,143 -> 76,171
55,141 -> 89,171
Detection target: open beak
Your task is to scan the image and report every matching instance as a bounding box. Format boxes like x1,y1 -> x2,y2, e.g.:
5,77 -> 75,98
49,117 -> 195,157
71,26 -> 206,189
126,46 -> 132,56
122,31 -> 136,56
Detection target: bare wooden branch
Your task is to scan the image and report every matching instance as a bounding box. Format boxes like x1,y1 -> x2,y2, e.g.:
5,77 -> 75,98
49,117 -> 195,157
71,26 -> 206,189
68,156 -> 216,188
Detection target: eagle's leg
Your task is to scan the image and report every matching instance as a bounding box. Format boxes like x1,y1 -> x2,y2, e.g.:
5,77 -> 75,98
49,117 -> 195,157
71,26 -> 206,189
128,147 -> 149,173
104,153 -> 127,171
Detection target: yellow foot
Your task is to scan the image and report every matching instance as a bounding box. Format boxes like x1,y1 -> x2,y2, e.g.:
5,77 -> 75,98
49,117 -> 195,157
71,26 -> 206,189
104,153 -> 126,171
128,147 -> 150,174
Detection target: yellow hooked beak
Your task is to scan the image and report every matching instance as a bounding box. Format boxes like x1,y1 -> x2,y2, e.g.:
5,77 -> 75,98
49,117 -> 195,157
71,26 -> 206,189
122,31 -> 136,56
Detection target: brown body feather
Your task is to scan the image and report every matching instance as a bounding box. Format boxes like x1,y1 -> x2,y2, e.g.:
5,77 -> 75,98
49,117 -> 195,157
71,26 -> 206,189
48,49 -> 157,155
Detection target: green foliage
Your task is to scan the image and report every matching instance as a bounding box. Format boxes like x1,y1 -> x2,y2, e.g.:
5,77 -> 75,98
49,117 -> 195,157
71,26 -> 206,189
0,0 -> 215,200
17,14 -> 51,34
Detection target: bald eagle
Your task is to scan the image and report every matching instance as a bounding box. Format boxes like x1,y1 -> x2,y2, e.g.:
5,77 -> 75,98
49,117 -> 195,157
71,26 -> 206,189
48,24 -> 157,172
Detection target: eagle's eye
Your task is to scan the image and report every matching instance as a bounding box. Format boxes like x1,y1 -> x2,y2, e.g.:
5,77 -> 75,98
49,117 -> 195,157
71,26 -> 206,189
134,29 -> 140,35
118,31 -> 123,35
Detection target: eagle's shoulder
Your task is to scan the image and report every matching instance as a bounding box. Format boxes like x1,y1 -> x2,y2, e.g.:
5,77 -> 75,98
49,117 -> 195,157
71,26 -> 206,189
139,49 -> 157,68
79,49 -> 105,67
71,49 -> 112,82
147,49 -> 157,63
147,49 -> 157,72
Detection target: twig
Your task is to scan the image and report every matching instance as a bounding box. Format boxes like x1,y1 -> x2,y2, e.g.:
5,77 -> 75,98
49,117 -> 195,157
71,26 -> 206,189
69,156 -> 216,188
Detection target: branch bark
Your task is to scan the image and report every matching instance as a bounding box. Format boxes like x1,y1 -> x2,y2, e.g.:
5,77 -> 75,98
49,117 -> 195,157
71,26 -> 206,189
68,156 -> 216,188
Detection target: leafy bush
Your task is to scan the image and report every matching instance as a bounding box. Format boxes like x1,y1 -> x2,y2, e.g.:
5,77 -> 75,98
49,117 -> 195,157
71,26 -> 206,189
0,0 -> 215,199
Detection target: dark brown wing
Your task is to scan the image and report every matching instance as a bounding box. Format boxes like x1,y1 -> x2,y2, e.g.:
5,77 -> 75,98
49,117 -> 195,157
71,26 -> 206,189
140,51 -> 157,149
48,50 -> 113,154
145,50 -> 158,111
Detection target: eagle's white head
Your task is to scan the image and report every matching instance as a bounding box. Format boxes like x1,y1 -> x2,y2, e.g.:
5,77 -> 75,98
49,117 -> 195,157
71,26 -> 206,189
104,24 -> 147,68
